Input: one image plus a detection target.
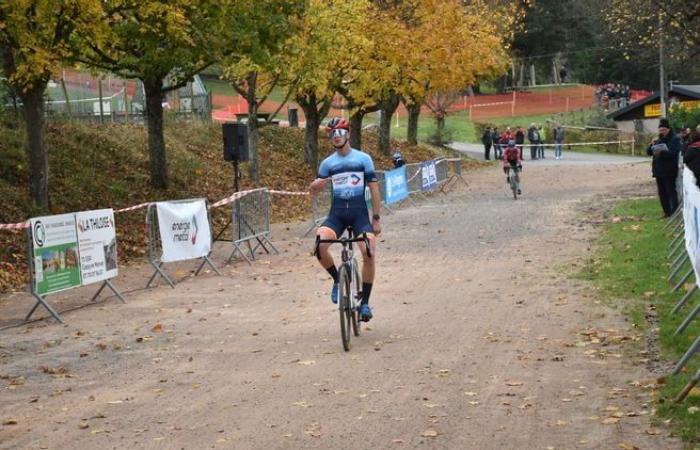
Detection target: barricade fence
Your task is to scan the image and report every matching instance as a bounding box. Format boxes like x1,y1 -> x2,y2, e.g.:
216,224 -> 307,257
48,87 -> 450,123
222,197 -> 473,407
1,156 -> 469,324
664,167 -> 700,402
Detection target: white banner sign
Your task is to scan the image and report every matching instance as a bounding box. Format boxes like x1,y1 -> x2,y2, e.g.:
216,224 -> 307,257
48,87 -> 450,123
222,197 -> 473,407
76,209 -> 118,285
683,168 -> 700,283
156,199 -> 211,263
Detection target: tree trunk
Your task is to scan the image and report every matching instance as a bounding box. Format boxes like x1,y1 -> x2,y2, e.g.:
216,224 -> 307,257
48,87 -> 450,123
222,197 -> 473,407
144,79 -> 168,189
298,94 -> 320,168
378,92 -> 400,155
349,110 -> 364,150
529,63 -> 537,87
245,72 -> 260,185
20,84 -> 49,209
406,101 -> 421,146
518,62 -> 525,87
436,114 -> 445,130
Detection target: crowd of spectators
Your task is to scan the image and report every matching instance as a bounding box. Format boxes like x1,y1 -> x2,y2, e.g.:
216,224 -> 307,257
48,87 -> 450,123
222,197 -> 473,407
481,123 -> 565,161
595,83 -> 632,111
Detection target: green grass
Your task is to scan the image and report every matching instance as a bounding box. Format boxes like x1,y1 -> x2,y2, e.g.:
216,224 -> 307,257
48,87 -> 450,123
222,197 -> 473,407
581,198 -> 700,444
201,78 -> 289,104
387,110 -> 556,144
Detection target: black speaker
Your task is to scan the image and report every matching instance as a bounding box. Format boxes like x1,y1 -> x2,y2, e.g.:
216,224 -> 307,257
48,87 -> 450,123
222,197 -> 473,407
223,123 -> 249,162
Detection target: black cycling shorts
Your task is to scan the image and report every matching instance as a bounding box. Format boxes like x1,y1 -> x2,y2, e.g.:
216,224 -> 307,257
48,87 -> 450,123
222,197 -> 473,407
321,207 -> 373,238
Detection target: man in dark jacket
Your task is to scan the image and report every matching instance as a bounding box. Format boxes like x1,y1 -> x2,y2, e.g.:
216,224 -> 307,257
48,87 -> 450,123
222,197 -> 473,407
647,118 -> 682,217
482,127 -> 493,161
492,127 -> 502,160
527,123 -> 539,160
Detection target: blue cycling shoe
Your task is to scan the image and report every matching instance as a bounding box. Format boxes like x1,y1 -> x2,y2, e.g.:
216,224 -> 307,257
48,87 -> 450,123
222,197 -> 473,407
330,283 -> 339,304
359,304 -> 373,322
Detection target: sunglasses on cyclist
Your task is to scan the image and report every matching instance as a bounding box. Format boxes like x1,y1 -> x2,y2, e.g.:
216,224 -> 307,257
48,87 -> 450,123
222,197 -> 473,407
328,128 -> 348,139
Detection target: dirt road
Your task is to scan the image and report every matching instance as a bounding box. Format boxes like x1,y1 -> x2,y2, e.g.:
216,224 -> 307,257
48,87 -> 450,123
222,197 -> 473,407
0,153 -> 683,449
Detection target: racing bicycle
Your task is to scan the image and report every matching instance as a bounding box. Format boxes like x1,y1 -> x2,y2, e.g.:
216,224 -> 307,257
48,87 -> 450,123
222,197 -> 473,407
507,166 -> 521,200
315,228 -> 370,351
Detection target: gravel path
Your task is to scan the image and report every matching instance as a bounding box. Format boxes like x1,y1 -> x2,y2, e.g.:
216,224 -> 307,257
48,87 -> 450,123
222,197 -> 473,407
0,153 -> 681,450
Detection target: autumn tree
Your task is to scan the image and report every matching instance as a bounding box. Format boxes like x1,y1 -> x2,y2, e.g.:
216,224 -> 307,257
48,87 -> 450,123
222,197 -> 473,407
0,0 -> 100,209
403,0 -> 511,142
220,2 -> 305,185
283,0 -> 372,168
74,1 -> 229,189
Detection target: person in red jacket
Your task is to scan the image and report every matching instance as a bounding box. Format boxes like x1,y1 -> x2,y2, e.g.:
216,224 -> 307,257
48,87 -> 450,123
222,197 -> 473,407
502,139 -> 522,195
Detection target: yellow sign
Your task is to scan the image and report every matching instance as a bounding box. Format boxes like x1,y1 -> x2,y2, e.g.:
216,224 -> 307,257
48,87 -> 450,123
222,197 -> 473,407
644,103 -> 661,118
644,100 -> 700,118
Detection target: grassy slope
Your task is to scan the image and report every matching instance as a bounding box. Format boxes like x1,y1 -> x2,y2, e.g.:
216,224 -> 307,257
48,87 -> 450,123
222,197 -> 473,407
0,115 -> 476,293
581,198 -> 700,444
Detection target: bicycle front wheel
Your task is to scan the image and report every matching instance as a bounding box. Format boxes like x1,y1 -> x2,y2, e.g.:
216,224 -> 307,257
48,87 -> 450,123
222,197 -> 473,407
338,265 -> 352,351
351,258 -> 362,337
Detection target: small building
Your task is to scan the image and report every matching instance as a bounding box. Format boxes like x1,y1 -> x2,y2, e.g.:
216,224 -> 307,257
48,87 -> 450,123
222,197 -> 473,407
608,85 -> 700,133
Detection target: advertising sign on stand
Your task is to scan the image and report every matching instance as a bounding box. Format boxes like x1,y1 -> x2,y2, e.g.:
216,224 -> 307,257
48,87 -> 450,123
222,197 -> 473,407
385,166 -> 409,204
156,199 -> 212,263
421,161 -> 438,192
30,214 -> 81,296
75,209 -> 118,285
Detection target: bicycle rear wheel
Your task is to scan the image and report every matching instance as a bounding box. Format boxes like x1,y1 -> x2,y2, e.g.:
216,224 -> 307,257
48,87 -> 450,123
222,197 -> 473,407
338,265 -> 352,351
351,258 -> 362,337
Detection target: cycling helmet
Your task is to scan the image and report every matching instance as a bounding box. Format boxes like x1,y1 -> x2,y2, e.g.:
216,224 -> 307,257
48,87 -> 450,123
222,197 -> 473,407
392,149 -> 406,168
325,117 -> 350,132
507,139 -> 516,147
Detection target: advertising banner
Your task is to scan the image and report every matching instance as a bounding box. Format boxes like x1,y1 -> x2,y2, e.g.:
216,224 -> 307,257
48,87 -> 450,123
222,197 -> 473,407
156,199 -> 212,263
683,168 -> 700,283
421,161 -> 438,192
384,166 -> 409,204
30,214 -> 81,295
75,209 -> 118,285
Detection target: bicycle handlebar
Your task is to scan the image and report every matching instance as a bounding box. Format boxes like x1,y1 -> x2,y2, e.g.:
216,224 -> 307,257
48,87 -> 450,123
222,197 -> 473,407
314,233 -> 372,258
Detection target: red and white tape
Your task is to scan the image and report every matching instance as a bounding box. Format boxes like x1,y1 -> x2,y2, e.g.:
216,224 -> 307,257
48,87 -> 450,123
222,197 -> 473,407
114,202 -> 151,214
269,189 -> 309,196
0,221 -> 29,230
209,188 -> 264,208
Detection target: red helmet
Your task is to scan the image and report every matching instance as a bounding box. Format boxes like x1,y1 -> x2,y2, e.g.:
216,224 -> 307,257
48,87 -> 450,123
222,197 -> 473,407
325,117 -> 350,132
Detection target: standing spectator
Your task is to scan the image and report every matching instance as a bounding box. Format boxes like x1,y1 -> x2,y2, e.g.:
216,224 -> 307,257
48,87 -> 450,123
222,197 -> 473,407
500,126 -> 514,148
527,123 -> 539,160
515,126 -> 525,156
680,125 -> 692,156
683,130 -> 700,188
647,118 -> 682,217
492,127 -> 502,160
482,126 -> 493,161
537,123 -> 546,159
553,123 -> 565,159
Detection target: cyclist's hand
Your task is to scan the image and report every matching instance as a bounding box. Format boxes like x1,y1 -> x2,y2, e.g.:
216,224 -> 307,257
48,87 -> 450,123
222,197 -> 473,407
372,219 -> 382,235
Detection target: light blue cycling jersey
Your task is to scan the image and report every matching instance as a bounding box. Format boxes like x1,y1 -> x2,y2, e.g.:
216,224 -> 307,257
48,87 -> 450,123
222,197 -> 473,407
318,148 -> 378,208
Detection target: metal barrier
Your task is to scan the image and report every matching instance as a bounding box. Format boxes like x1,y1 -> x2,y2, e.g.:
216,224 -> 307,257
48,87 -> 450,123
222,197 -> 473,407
305,184 -> 332,237
227,188 -> 279,264
146,199 -> 220,288
664,172 -> 700,402
405,163 -> 427,203
442,158 -> 468,191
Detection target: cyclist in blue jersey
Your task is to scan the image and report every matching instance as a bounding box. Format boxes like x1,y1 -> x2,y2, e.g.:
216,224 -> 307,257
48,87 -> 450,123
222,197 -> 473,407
309,117 -> 382,321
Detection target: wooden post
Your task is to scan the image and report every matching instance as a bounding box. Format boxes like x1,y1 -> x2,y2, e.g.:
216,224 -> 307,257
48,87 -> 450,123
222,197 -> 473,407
566,97 -> 570,112
98,77 -> 104,124
60,78 -> 72,118
511,90 -> 516,117
469,104 -> 473,122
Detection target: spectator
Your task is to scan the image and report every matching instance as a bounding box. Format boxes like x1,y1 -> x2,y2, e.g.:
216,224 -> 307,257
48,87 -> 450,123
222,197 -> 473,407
515,126 -> 525,155
482,126 -> 493,161
537,123 -> 545,159
553,123 -> 565,160
527,123 -> 539,160
647,118 -> 682,217
500,126 -> 514,148
492,127 -> 502,160
684,130 -> 700,188
680,125 -> 692,156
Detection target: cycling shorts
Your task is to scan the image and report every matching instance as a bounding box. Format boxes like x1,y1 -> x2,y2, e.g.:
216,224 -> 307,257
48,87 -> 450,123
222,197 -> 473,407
321,207 -> 373,238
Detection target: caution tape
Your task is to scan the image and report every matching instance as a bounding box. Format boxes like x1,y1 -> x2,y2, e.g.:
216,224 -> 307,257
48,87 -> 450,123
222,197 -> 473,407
209,188 -> 265,208
114,202 -> 151,214
0,221 -> 29,231
269,189 -> 309,196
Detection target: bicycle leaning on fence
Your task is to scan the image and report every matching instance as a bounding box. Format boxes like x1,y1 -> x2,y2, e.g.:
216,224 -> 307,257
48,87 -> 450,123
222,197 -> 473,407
315,227 -> 370,351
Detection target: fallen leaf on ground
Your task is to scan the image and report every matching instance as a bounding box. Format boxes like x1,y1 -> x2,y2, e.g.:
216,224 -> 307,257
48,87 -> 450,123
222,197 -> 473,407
505,381 -> 523,386
151,324 -> 163,332
2,419 -> 18,425
602,418 -> 620,425
645,429 -> 661,436
619,443 -> 640,450
420,430 -> 438,437
297,360 -> 315,366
